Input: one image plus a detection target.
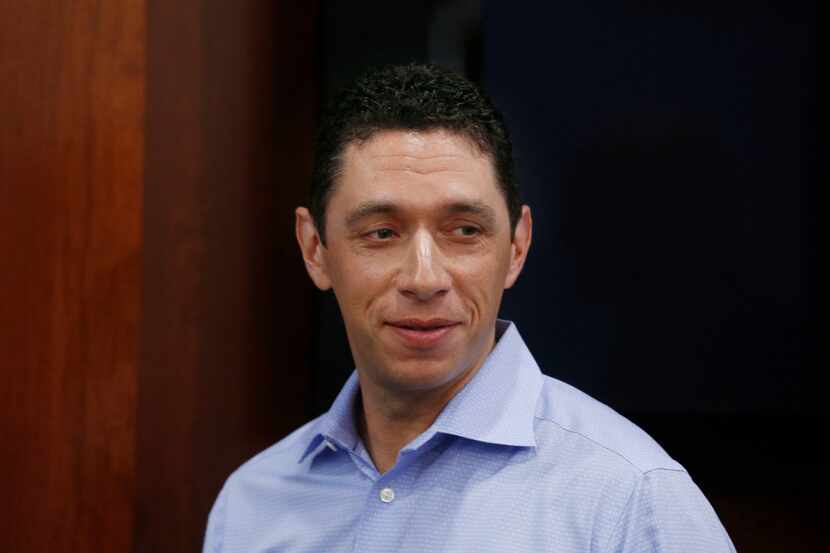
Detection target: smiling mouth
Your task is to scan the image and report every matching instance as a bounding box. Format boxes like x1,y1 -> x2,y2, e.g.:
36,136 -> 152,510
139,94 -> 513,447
388,318 -> 459,330
385,319 -> 461,348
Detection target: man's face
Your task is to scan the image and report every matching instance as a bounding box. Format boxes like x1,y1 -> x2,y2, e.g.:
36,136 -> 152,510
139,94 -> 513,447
297,129 -> 531,396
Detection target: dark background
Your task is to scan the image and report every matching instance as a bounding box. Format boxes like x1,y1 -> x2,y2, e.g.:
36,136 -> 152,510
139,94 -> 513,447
311,1 -> 821,550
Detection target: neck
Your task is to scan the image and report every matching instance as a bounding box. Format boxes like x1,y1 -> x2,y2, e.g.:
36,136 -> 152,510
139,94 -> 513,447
356,327 -> 497,474
357,383 -> 461,474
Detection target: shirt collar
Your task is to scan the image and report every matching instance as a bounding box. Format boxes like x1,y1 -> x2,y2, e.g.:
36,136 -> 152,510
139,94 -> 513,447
300,319 -> 543,463
299,370 -> 362,462
426,319 -> 542,448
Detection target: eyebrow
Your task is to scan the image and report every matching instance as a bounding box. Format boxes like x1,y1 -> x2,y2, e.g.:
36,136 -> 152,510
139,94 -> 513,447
445,201 -> 498,227
344,201 -> 400,228
344,199 -> 499,229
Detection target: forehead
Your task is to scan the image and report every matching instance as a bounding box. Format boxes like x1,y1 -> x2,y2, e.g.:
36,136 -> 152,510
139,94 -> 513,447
332,129 -> 504,211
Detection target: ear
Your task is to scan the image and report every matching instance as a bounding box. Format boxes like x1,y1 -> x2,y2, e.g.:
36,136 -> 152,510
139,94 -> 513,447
504,205 -> 532,289
295,207 -> 332,290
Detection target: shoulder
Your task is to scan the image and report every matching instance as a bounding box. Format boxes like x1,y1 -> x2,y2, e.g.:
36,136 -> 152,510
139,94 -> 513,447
202,417 -> 324,552
225,415 -> 324,483
534,375 -> 684,474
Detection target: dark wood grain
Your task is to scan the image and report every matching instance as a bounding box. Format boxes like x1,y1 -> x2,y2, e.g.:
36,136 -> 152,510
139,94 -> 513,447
0,1 -> 145,552
138,2 -> 318,551
1,2 -> 317,551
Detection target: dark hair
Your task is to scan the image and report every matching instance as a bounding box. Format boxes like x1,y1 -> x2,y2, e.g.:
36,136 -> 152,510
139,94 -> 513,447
310,63 -> 520,244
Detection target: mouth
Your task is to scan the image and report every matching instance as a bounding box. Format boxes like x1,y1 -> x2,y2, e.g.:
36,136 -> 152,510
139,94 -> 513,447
385,318 -> 461,349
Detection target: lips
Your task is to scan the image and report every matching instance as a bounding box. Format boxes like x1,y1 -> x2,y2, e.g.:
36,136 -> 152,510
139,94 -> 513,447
385,318 -> 460,349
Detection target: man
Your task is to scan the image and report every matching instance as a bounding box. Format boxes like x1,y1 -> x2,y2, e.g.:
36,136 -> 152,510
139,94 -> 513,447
203,64 -> 735,552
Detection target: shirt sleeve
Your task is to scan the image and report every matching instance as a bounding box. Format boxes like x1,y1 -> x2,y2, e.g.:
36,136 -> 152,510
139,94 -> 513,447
606,468 -> 736,553
202,485 -> 228,553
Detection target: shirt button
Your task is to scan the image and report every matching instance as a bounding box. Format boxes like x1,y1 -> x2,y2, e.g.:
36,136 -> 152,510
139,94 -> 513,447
379,487 -> 395,503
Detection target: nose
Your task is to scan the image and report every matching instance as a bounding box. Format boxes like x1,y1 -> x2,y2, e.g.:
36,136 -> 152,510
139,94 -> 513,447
397,229 -> 451,301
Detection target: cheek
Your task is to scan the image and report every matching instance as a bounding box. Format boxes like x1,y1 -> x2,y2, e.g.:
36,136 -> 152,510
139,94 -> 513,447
330,254 -> 396,319
448,255 -> 509,311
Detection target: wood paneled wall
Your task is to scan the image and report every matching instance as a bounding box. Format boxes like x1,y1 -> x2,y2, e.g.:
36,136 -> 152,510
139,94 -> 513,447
0,2 -> 145,550
0,2 -> 317,551
138,2 -> 318,551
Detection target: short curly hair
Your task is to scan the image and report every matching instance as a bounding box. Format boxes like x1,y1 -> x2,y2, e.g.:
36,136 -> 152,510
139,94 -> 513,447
310,63 -> 520,244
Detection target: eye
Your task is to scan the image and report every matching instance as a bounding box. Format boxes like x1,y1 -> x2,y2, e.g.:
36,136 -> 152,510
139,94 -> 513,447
452,225 -> 481,237
367,228 -> 396,240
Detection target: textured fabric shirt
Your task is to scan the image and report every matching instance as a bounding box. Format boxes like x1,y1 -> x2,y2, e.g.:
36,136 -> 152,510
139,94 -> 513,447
203,320 -> 735,552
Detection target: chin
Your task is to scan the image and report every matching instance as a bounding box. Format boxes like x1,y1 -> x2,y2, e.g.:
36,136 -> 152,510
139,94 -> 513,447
381,357 -> 470,394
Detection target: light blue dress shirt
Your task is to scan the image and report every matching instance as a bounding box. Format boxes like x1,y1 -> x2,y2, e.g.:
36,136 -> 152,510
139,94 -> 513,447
203,320 -> 735,552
